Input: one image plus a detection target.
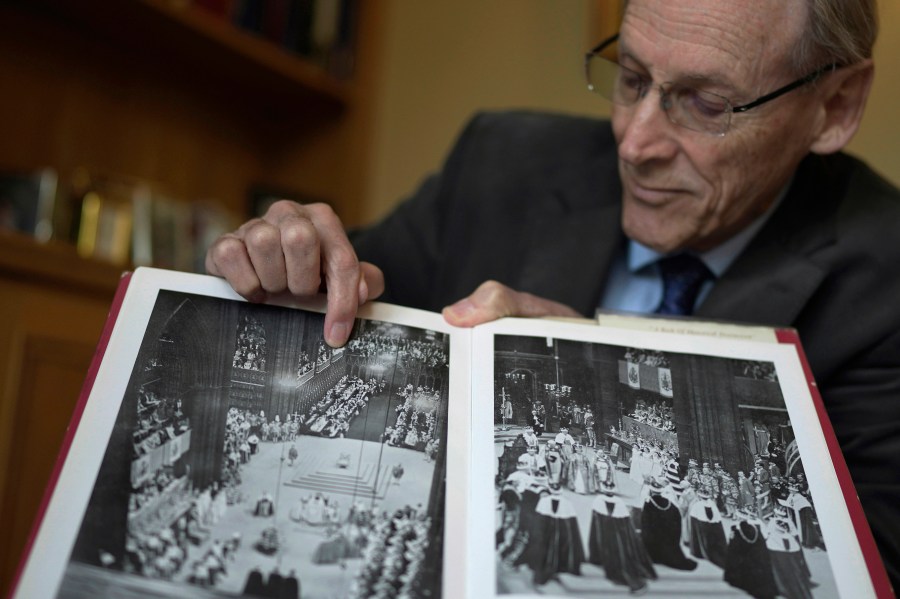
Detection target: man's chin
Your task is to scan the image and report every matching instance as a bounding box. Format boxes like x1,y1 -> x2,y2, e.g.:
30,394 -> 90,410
622,210 -> 691,254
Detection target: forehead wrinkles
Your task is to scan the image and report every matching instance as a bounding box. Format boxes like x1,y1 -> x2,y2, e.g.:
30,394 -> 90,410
621,1 -> 791,86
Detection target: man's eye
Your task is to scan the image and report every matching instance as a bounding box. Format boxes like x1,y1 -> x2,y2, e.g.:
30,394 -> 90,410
684,90 -> 729,117
620,72 -> 646,91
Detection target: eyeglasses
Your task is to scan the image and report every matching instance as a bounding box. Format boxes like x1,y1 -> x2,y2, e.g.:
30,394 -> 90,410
585,34 -> 841,136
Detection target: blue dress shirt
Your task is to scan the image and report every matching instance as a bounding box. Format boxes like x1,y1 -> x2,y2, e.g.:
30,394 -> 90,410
599,187 -> 788,316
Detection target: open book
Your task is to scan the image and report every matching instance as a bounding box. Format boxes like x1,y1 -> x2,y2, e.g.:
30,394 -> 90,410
11,267 -> 892,598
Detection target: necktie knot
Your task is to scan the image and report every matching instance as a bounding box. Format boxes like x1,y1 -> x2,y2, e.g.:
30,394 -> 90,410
655,253 -> 713,316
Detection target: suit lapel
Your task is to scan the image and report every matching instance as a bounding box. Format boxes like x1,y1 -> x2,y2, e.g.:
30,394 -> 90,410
518,199 -> 623,315
698,155 -> 838,326
697,241 -> 828,326
517,145 -> 624,316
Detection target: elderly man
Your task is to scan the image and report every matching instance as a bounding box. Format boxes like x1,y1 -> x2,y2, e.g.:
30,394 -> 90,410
207,0 -> 899,586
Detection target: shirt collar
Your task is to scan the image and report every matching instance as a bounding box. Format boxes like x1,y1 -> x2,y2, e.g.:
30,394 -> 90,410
626,180 -> 791,278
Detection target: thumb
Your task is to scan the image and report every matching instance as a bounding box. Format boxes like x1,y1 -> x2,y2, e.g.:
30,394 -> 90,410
442,280 -> 581,327
358,262 -> 385,304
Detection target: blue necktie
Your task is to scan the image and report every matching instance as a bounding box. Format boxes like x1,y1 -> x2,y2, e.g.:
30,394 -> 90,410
655,253 -> 713,316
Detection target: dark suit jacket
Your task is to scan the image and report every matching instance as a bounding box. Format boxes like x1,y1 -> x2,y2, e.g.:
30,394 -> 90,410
352,110 -> 900,586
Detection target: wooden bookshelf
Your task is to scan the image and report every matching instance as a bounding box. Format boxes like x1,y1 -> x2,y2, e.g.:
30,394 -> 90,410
31,0 -> 354,117
0,1 -> 385,593
0,0 -> 382,225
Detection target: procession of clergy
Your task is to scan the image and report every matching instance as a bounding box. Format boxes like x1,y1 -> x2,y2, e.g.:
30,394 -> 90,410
496,425 -> 825,597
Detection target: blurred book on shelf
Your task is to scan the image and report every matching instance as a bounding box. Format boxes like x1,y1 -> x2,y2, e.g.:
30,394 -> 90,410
74,173 -> 138,267
84,172 -> 240,272
0,167 -> 241,274
191,0 -> 358,79
0,168 -> 59,243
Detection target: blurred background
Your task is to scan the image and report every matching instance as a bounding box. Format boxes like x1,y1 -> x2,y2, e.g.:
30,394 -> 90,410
0,0 -> 897,593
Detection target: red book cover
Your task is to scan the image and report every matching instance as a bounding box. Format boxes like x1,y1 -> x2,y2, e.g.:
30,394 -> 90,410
8,271 -> 132,599
775,329 -> 894,598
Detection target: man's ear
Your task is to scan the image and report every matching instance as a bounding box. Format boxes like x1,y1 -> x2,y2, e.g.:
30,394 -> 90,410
809,59 -> 874,155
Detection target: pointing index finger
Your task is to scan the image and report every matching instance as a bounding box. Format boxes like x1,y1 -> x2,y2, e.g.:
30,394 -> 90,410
305,204 -> 362,347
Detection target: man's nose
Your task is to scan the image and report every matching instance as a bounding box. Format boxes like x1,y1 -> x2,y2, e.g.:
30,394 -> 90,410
615,87 -> 679,165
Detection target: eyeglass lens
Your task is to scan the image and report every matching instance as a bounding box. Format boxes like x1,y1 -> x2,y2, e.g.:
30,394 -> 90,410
586,53 -> 734,135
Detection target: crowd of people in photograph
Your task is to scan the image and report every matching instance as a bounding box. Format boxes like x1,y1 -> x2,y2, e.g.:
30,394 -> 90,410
297,350 -> 313,378
623,348 -> 670,368
350,504 -> 434,599
128,466 -> 183,516
496,428 -> 824,597
383,384 -> 440,451
299,375 -> 381,438
628,399 -> 676,433
236,500 -> 436,599
120,477 -> 244,589
133,388 -> 190,459
289,492 -> 342,527
346,332 -> 448,372
232,315 -> 268,371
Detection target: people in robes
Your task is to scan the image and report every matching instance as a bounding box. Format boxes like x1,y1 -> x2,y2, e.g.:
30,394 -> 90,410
497,483 -> 525,564
737,471 -> 755,508
505,454 -> 537,494
676,479 -> 698,546
242,566 -> 267,597
583,408 -> 597,447
640,479 -> 697,571
723,508 -> 778,599
521,426 -> 539,449
688,487 -> 728,568
767,509 -> 815,599
591,447 -> 616,491
565,443 -> 593,494
267,568 -> 285,598
526,483 -> 584,585
544,441 -> 564,486
554,427 -> 575,460
784,484 -> 825,549
501,396 -> 513,427
282,569 -> 301,599
500,454 -> 547,565
531,409 -> 545,437
685,458 -> 701,488
588,480 -> 657,593
699,462 -> 721,509
521,445 -> 542,476
303,492 -> 328,525
629,444 -> 648,483
254,492 -> 275,517
664,453 -> 681,487
312,525 -> 360,564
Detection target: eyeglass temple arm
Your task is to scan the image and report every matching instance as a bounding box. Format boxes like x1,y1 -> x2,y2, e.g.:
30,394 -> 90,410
732,63 -> 841,113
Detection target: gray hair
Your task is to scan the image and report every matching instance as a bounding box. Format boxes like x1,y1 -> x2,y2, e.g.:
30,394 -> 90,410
793,0 -> 879,71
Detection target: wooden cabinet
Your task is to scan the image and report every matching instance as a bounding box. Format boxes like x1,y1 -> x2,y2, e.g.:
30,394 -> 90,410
0,232 -> 123,593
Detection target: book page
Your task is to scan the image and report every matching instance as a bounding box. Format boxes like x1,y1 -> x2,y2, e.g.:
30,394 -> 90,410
14,267 -> 471,599
470,316 -> 873,598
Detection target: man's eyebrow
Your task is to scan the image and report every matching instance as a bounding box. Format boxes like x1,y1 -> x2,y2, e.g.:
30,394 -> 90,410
618,46 -> 744,96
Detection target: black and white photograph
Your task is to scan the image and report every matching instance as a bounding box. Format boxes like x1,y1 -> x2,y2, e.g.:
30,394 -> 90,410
492,334 -> 837,597
55,290 -> 449,599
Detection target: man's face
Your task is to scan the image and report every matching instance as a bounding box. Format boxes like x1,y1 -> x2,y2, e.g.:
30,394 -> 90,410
612,0 -> 822,253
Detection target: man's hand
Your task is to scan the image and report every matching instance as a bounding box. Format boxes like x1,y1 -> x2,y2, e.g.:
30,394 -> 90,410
205,200 -> 384,347
442,280 -> 582,327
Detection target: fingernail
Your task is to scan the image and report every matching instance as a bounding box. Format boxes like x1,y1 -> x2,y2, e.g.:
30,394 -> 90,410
327,322 -> 350,347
